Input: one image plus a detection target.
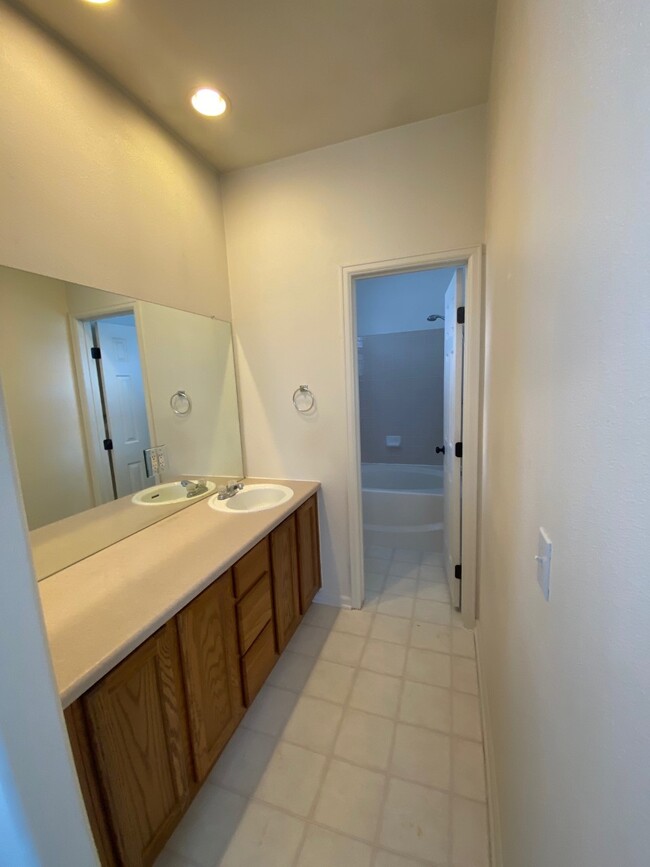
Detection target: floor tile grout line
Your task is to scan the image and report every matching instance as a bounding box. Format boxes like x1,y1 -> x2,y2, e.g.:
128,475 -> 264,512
278,613 -> 482,740
290,604 -> 380,863
164,555 -> 485,866
370,644 -> 409,856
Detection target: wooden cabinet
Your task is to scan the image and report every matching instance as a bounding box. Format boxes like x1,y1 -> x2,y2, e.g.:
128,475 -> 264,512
176,572 -> 244,783
233,537 -> 271,598
270,514 -> 302,652
296,495 -> 322,613
241,621 -> 277,705
66,494 -> 321,866
81,622 -> 192,867
232,537 -> 277,706
64,702 -> 118,867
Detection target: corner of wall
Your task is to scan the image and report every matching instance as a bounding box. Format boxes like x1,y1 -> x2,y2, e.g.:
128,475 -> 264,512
475,623 -> 503,867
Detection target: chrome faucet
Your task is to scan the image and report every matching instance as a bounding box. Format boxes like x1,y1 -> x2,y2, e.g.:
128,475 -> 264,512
180,478 -> 209,498
217,480 -> 244,500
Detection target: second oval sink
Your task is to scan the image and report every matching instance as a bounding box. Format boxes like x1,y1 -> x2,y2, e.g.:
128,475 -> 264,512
208,484 -> 293,514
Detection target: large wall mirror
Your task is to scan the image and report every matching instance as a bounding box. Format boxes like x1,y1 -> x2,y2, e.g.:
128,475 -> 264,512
0,264 -> 244,580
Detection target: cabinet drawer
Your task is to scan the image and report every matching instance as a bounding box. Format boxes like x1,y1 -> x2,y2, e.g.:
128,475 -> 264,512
236,574 -> 273,655
232,538 -> 271,599
241,621 -> 278,706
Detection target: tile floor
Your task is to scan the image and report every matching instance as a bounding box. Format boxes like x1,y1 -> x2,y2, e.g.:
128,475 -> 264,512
156,548 -> 490,867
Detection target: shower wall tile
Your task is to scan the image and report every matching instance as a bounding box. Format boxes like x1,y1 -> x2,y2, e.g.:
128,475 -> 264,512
358,330 -> 444,466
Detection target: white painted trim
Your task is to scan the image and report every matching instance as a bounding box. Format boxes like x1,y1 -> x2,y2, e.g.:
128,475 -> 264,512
342,267 -> 364,610
459,246 -> 483,628
314,590 -> 352,609
341,246 -> 483,622
475,623 -> 503,867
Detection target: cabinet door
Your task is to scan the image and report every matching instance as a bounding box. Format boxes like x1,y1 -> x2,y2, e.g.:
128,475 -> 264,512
296,495 -> 322,613
176,572 -> 245,782
64,702 -> 118,867
83,621 -> 192,867
270,514 -> 302,651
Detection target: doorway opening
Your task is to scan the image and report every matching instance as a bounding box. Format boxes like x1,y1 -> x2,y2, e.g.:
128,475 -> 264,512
75,310 -> 153,505
342,247 -> 482,627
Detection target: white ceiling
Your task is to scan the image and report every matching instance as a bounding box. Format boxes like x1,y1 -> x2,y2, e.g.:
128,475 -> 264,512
14,0 -> 496,173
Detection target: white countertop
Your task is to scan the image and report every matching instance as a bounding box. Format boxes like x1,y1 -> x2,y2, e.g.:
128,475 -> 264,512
38,478 -> 320,707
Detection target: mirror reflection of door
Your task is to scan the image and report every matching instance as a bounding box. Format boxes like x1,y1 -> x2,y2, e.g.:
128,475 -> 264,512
83,313 -> 152,501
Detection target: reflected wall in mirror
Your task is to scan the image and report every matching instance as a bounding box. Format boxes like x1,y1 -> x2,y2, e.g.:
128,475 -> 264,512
0,265 -> 244,580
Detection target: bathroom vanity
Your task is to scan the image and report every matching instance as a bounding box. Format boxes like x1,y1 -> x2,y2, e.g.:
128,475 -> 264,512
39,480 -> 321,867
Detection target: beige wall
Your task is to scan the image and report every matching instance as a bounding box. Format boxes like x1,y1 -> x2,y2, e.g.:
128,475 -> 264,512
0,3 -> 230,320
137,305 -> 243,479
0,7 -> 233,860
223,106 -> 486,603
480,1 -> 650,865
0,266 -> 94,529
0,386 -> 98,865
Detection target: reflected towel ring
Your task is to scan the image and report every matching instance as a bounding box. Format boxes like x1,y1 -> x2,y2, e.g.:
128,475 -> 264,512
170,390 -> 192,416
292,384 -> 315,413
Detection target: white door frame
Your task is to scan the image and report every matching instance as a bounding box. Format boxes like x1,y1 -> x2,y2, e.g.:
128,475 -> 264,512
342,246 -> 483,627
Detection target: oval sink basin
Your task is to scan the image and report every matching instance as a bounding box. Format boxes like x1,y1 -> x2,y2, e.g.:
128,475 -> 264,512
208,484 -> 293,514
132,480 -> 216,506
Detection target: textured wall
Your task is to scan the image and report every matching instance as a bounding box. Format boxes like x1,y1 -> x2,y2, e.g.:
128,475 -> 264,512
0,386 -> 98,864
0,3 -> 230,320
359,330 -> 444,466
223,106 -> 486,604
480,1 -> 650,865
0,267 -> 94,529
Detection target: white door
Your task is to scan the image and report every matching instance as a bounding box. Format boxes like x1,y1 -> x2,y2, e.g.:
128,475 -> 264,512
443,270 -> 464,608
96,319 -> 151,498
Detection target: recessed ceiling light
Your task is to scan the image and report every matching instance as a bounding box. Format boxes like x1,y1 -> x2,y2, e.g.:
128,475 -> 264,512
191,88 -> 228,118
83,0 -> 113,5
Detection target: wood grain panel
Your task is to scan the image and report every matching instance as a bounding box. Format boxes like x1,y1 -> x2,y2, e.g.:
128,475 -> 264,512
232,537 -> 271,598
236,573 -> 273,655
241,621 -> 278,706
270,514 -> 302,652
64,702 -> 118,867
83,621 -> 191,867
296,495 -> 322,613
176,571 -> 245,783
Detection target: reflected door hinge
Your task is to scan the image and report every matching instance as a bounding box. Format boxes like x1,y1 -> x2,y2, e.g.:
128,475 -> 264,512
457,306 -> 465,325
103,438 -> 113,451
455,441 -> 463,458
90,346 -> 101,360
455,564 -> 462,582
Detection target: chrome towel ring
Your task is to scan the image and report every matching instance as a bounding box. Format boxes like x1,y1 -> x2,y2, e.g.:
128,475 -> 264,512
170,390 -> 192,416
292,385 -> 315,413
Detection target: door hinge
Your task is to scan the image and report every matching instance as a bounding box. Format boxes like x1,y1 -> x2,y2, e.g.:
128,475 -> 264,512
455,441 -> 463,458
456,306 -> 465,325
455,564 -> 462,582
103,438 -> 113,451
90,346 -> 101,360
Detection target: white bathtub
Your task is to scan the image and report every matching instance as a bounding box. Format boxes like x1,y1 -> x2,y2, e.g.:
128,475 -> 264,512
361,463 -> 444,552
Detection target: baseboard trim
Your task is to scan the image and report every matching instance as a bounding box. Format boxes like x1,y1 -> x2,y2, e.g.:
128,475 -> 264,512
313,589 -> 352,609
475,623 -> 504,867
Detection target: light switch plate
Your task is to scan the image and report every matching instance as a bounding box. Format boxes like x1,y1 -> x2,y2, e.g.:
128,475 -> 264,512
536,527 -> 552,600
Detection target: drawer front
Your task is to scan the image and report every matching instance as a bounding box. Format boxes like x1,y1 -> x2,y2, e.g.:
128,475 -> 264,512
233,538 -> 271,599
241,622 -> 278,706
236,574 -> 273,655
